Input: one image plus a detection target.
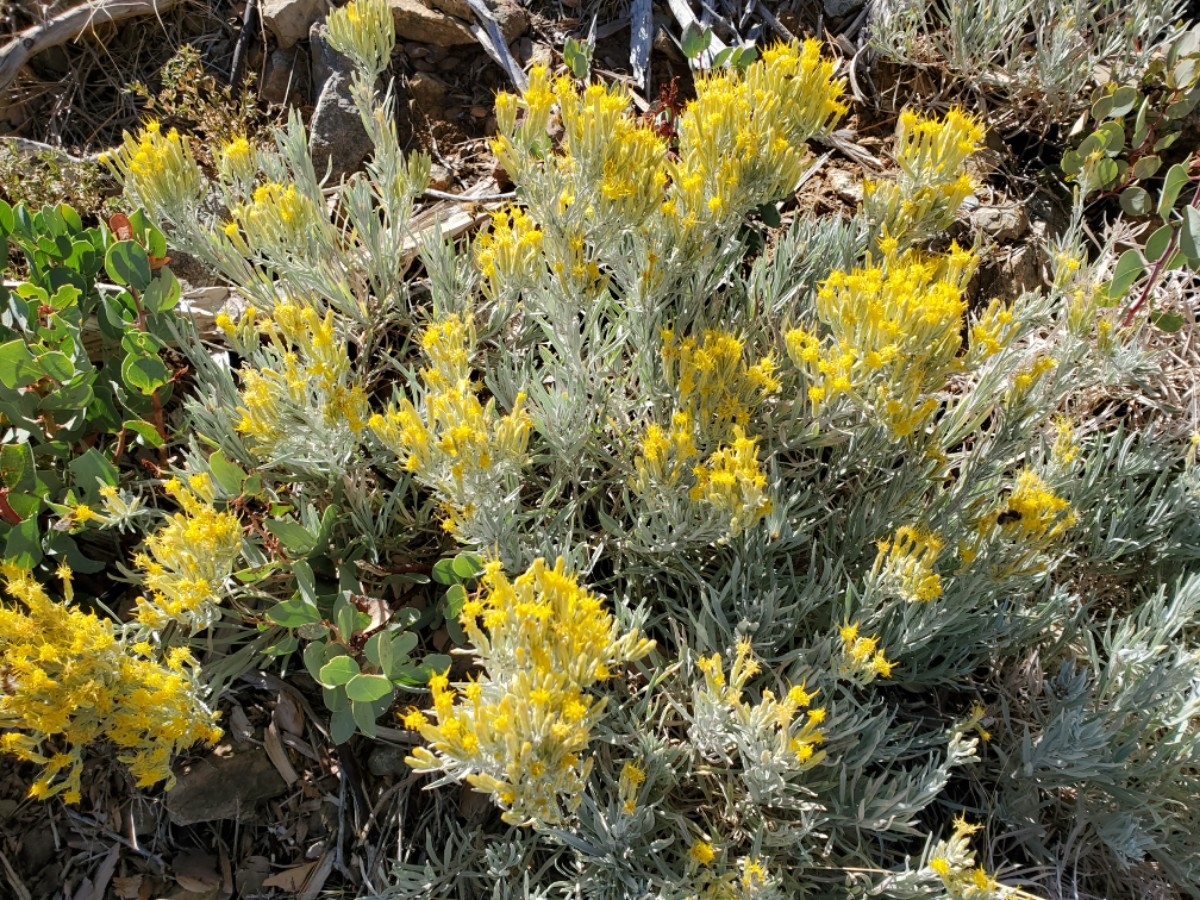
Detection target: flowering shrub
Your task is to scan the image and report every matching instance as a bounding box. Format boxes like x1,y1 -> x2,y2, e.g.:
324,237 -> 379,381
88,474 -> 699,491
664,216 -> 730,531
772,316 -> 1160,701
3,0 -> 1199,897
405,557 -> 654,826
0,567 -> 221,802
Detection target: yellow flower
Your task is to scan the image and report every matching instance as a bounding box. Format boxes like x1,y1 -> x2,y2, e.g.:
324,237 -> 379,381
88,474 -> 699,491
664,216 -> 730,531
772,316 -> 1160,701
0,571 -> 221,801
406,559 -> 653,828
689,840 -> 716,866
71,504 -> 98,523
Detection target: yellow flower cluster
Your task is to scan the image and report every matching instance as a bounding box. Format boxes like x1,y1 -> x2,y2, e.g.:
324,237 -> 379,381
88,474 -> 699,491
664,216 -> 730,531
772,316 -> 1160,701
997,469 -> 1077,542
693,637 -> 826,768
474,207 -> 544,290
662,328 -> 780,445
492,64 -> 556,171
636,329 -> 778,535
863,108 -> 984,247
0,569 -> 222,803
617,759 -> 647,814
924,816 -> 1009,899
324,0 -> 393,77
228,182 -> 321,249
691,855 -> 778,899
133,473 -> 241,632
405,558 -> 654,827
369,312 -> 531,538
1051,416 -> 1080,466
786,242 -> 976,437
217,135 -> 257,183
492,42 -> 844,256
234,299 -> 370,454
688,430 -> 773,536
838,622 -> 896,684
495,64 -> 669,229
872,525 -> 945,602
669,40 -> 846,231
969,297 -> 1019,359
104,120 -> 202,221
1010,355 -> 1057,397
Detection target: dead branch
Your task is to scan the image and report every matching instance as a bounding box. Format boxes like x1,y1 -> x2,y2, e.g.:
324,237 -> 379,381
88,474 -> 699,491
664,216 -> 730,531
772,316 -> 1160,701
0,0 -> 183,95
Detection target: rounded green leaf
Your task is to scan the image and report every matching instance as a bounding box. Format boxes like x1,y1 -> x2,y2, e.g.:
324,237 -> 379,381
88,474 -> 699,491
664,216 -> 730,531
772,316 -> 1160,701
420,653 -> 453,679
330,705 -> 357,743
266,595 -> 323,628
1167,56 -> 1197,90
104,240 -> 152,290
1097,121 -> 1125,156
1150,310 -> 1185,332
1108,85 -> 1139,118
1107,249 -> 1145,301
1131,155 -> 1161,180
345,673 -> 393,702
37,350 -> 75,383
391,631 -> 418,660
1077,132 -> 1104,158
681,23 -> 712,59
364,631 -> 392,672
122,419 -> 165,449
1166,98 -> 1196,120
1119,186 -> 1152,217
0,339 -> 41,389
444,583 -> 467,617
1132,96 -> 1151,146
1180,206 -> 1200,260
121,352 -> 170,396
451,554 -> 481,581
1144,224 -> 1175,263
351,699 -> 378,738
319,655 -> 361,687
432,557 -> 457,585
1153,132 -> 1179,152
1094,158 -> 1119,188
1158,164 -> 1190,218
1090,94 -> 1114,121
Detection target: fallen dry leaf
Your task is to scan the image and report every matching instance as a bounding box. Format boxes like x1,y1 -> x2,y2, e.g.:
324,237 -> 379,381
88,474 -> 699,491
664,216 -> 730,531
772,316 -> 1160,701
261,860 -> 318,892
273,690 -> 305,736
111,874 -> 142,899
264,722 -> 299,785
172,852 -> 221,893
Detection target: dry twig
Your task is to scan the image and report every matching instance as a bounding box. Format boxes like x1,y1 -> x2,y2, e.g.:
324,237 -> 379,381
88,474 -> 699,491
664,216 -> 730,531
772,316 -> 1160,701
0,0 -> 183,95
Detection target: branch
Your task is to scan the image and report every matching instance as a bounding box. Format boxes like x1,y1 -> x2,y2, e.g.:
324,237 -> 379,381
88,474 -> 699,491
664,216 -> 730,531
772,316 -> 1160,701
0,0 -> 183,95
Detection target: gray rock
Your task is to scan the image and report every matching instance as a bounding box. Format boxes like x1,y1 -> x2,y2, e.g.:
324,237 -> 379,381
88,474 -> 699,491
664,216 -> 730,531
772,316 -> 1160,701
823,0 -> 863,17
970,202 -> 1029,243
309,72 -> 375,180
415,0 -> 528,42
309,21 -> 354,100
827,168 -> 863,204
408,71 -> 450,109
367,743 -> 411,777
261,46 -> 303,105
389,0 -> 475,45
483,0 -> 529,42
263,0 -> 328,50
428,162 -> 453,190
166,749 -> 288,825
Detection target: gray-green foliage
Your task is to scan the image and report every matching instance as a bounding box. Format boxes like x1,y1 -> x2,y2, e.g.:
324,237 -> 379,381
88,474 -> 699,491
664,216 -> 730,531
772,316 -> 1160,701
104,1 -> 1200,896
869,0 -> 1188,126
